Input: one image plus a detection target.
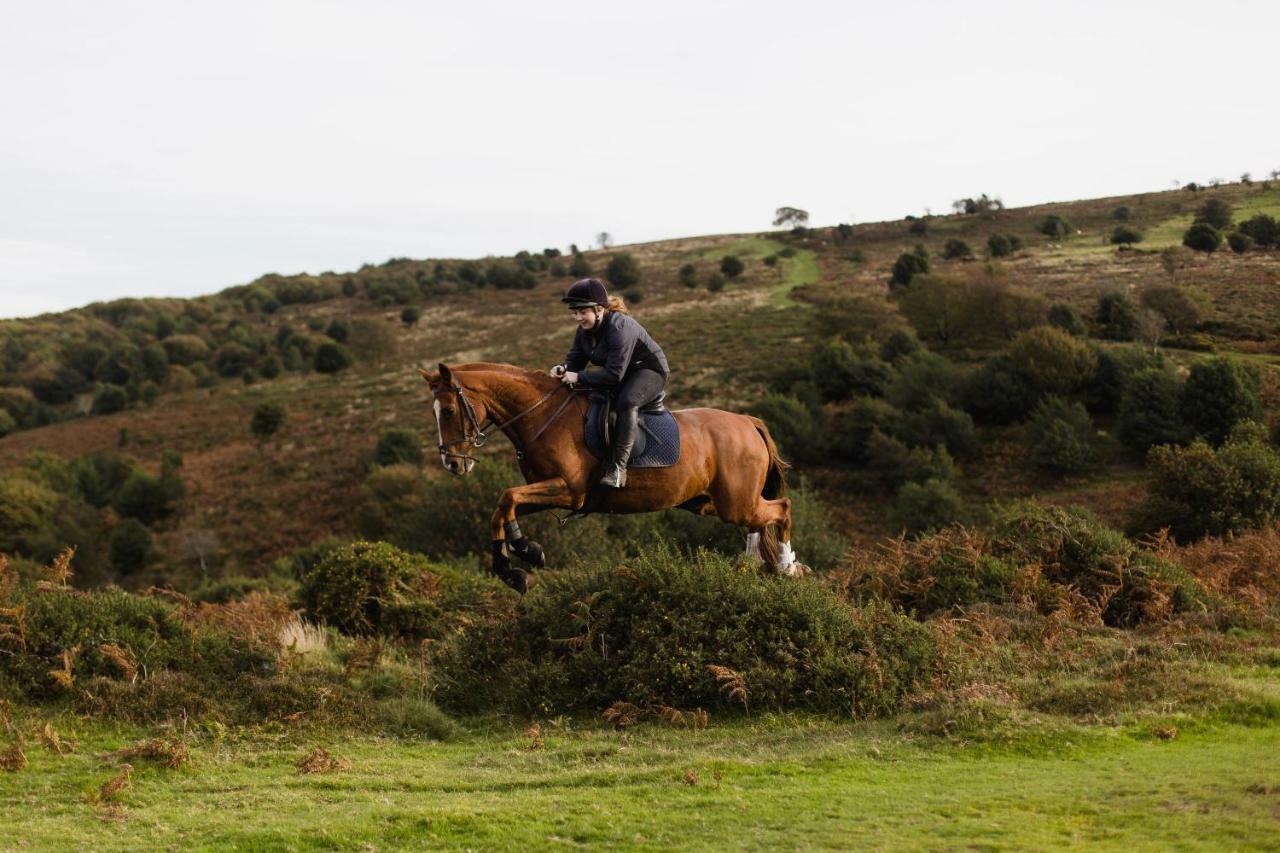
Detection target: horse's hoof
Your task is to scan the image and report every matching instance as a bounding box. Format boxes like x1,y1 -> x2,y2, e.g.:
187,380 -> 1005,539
512,539 -> 546,568
499,567 -> 533,594
782,562 -> 811,578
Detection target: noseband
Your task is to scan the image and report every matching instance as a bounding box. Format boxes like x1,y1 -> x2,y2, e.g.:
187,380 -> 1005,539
436,381 -> 572,465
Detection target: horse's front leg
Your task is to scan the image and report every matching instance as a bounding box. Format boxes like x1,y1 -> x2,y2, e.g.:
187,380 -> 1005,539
489,477 -> 578,593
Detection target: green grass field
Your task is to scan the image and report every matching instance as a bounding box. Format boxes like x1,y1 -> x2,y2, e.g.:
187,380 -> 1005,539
3,713 -> 1278,850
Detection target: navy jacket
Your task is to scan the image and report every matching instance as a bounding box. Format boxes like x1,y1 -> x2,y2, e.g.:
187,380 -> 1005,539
564,311 -> 669,389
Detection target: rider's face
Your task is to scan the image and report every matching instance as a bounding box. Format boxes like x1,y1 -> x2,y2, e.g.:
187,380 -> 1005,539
571,307 -> 600,330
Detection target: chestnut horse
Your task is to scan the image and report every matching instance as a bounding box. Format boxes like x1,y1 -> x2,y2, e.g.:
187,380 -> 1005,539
421,361 -> 803,592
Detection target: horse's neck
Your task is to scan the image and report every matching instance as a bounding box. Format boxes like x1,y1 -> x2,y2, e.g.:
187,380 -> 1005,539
466,369 -> 553,424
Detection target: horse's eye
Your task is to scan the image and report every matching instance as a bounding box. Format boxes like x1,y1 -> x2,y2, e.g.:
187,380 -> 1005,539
442,407 -> 456,417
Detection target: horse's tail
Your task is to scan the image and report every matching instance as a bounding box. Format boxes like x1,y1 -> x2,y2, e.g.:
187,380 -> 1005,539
748,417 -> 790,569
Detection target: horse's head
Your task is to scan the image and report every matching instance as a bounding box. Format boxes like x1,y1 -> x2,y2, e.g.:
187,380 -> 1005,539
420,362 -> 489,476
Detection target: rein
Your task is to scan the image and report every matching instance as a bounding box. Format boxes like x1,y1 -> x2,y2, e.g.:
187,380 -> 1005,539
438,380 -> 582,464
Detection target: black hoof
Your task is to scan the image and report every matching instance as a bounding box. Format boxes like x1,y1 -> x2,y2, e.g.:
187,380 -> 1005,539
499,567 -> 534,594
510,538 -> 546,568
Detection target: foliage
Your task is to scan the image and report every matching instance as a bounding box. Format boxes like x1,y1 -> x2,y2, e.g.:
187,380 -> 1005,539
750,394 -> 822,463
1182,222 -> 1222,254
1095,291 -> 1137,340
374,428 -> 424,468
893,399 -> 978,457
1110,226 -> 1143,245
1037,215 -> 1071,239
1112,205 -> 1132,221
1237,213 -> 1279,247
1226,231 -> 1253,254
987,234 -> 1014,257
891,479 -> 964,536
569,254 -> 592,277
720,255 -> 744,279
109,518 -> 153,574
250,403 -> 286,443
962,355 -> 1040,425
772,207 -> 809,228
889,252 -> 930,289
400,306 -> 421,327
92,384 -> 128,415
879,330 -> 922,363
314,342 -> 355,374
1024,396 -> 1095,474
1132,423 -> 1280,540
1007,326 -> 1098,396
942,239 -> 972,260
431,545 -> 939,716
808,339 -> 891,402
706,273 -> 725,293
605,254 -> 641,288
1047,304 -> 1086,336
1115,368 -> 1187,452
1139,286 -> 1208,334
678,263 -> 697,287
1193,198 -> 1233,230
1180,357 -> 1261,445
297,540 -> 449,636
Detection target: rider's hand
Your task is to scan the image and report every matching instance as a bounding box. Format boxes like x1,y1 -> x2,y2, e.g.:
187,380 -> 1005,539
550,365 -> 566,379
562,371 -> 579,385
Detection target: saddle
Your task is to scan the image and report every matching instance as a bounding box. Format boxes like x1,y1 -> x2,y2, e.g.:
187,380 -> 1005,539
584,391 -> 681,469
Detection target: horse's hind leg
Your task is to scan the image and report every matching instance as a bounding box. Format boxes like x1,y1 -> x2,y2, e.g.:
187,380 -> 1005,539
746,495 -> 806,576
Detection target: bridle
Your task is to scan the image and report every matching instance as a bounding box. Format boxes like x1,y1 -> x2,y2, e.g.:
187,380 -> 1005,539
436,380 -> 580,466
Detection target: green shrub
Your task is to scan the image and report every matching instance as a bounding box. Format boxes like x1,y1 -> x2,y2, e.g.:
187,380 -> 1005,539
1111,226 -> 1143,245
1007,325 -> 1098,395
885,351 -> 966,410
298,540 -> 440,635
569,254 -> 592,277
1131,423 -> 1280,540
431,545 -> 939,717
706,273 -> 726,292
250,402 -> 286,443
374,428 -> 423,467
879,330 -> 922,363
1193,198 -> 1233,230
1226,231 -> 1254,254
864,432 -> 955,491
1237,213 -> 1279,247
962,355 -> 1040,425
890,251 -> 930,288
678,264 -> 698,287
1047,304 -> 1086,336
894,399 -> 977,457
92,384 -> 128,415
942,239 -> 972,260
751,393 -> 821,463
1181,357 -> 1261,445
109,518 -> 153,574
0,409 -> 14,437
325,319 -> 351,343
213,343 -> 254,377
809,339 -> 890,401
1095,291 -> 1137,340
1140,286 -> 1208,334
1115,368 -> 1186,452
1182,222 -> 1222,253
605,253 -> 640,288
1025,396 -> 1095,474
720,255 -> 744,278
891,479 -> 964,536
314,342 -> 354,374
986,233 -> 1013,258
401,306 -> 422,326
1037,215 -> 1071,239
1112,206 -> 1132,221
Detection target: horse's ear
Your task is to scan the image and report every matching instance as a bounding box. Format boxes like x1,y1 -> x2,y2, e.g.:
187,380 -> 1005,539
437,362 -> 453,385
417,366 -> 434,383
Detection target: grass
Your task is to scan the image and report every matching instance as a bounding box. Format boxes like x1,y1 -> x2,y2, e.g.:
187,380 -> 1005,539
2,713 -> 1278,849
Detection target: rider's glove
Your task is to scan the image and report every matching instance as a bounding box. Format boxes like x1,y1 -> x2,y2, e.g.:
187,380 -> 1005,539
550,364 -> 566,378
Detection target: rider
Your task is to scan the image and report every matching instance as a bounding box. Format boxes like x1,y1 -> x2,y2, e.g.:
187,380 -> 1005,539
551,277 -> 669,488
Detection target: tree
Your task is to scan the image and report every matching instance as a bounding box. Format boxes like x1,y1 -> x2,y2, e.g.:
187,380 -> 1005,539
374,428 -> 423,467
1007,325 -> 1098,395
1112,206 -> 1132,221
706,273 -> 726,293
890,251 -> 930,289
400,306 -> 421,327
1181,357 -> 1261,445
1134,309 -> 1166,354
678,264 -> 698,287
1193,198 -> 1233,230
569,253 -> 592,277
987,234 -> 1013,258
942,239 -> 972,260
595,232 -> 613,249
1095,291 -> 1137,340
605,253 -> 641,288
1025,396 -> 1095,474
1238,214 -> 1279,247
720,255 -> 745,279
109,518 -> 153,575
1159,246 -> 1193,282
314,342 -> 355,374
896,275 -> 972,345
251,402 -> 286,444
1110,226 -> 1143,246
1116,368 -> 1186,453
1047,304 -> 1086,337
1182,222 -> 1222,254
1139,286 -> 1209,334
1227,232 -> 1255,254
1037,215 -> 1071,239
772,207 -> 810,228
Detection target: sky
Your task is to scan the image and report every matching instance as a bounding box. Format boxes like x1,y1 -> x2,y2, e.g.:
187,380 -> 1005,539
2,0 -> 1277,319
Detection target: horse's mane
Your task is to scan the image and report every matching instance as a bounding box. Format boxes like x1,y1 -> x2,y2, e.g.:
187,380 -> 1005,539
449,362 -> 559,392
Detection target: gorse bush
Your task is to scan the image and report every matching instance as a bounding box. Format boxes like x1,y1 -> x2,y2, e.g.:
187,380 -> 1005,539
431,545 -> 940,717
1111,226 -> 1143,245
1115,368 -> 1186,452
1025,396 -> 1095,475
1194,198 -> 1233,230
1037,215 -> 1071,239
373,428 -> 423,468
1183,222 -> 1222,254
1181,356 -> 1261,446
1007,325 -> 1098,396
891,478 -> 964,536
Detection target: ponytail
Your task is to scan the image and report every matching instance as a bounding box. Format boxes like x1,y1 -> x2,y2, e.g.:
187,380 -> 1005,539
606,295 -> 628,314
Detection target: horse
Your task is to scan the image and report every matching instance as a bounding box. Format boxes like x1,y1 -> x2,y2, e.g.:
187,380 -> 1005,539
421,361 -> 805,593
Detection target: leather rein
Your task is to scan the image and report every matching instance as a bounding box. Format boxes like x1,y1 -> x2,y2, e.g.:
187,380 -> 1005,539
437,380 -> 583,465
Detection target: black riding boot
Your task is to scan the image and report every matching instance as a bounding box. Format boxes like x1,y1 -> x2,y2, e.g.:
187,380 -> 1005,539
601,406 -> 639,488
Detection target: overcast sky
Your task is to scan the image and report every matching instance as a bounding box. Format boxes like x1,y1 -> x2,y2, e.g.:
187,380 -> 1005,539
2,0 -> 1277,319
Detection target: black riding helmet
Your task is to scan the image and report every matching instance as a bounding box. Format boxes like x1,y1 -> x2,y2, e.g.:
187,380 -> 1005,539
562,278 -> 609,309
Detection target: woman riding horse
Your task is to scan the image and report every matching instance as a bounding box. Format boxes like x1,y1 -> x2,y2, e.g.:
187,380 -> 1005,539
551,278 -> 669,488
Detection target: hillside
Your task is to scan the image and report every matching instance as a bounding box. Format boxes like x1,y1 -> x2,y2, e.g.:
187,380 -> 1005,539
1,180 -> 1279,586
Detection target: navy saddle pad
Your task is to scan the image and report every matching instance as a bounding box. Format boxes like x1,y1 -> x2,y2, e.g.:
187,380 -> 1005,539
584,396 -> 681,468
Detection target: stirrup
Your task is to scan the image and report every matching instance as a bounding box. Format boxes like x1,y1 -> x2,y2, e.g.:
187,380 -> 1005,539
600,464 -> 627,488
